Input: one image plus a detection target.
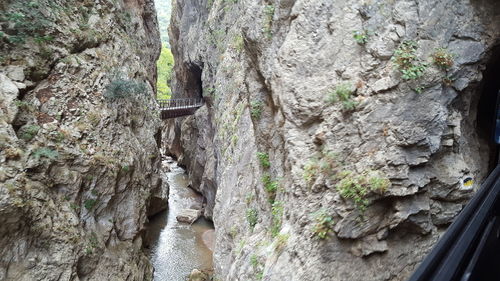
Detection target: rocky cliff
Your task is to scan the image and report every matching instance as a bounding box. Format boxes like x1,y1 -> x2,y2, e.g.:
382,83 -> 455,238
0,0 -> 163,280
166,0 -> 500,280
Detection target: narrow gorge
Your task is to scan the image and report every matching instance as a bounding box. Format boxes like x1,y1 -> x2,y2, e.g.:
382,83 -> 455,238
1,0 -> 500,281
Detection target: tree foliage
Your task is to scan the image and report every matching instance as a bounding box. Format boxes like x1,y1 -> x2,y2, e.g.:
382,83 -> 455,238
157,45 -> 174,99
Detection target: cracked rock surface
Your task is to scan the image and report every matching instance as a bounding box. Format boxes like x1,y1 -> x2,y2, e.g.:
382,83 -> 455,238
165,0 -> 500,280
0,0 -> 163,280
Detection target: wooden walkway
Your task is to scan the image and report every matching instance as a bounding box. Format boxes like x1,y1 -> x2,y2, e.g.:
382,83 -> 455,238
158,98 -> 204,119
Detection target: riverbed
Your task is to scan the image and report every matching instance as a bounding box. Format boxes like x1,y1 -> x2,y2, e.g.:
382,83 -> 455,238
144,158 -> 214,281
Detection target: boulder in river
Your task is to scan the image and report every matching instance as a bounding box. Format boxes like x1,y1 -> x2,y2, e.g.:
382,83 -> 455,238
188,269 -> 209,281
176,209 -> 202,223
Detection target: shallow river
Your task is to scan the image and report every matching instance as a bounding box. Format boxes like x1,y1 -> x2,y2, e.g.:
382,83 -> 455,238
144,158 -> 214,281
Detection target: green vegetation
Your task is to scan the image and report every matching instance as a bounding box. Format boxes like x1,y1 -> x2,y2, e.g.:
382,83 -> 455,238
353,30 -> 368,44
233,34 -> 244,52
14,100 -> 31,110
262,4 -> 275,38
157,45 -> 174,99
85,232 -> 99,254
121,165 -> 130,172
392,40 -> 428,80
274,233 -> 289,251
245,193 -> 255,204
246,208 -> 258,230
335,170 -> 390,212
303,150 -> 338,184
270,201 -> 283,237
250,254 -> 264,280
0,1 -> 52,45
311,209 -> 335,239
432,48 -> 454,71
84,199 -> 98,211
104,77 -> 147,100
209,28 -> 226,51
262,174 -> 279,197
250,101 -> 264,119
19,125 -> 40,141
327,83 -> 357,111
32,147 -> 58,160
256,152 -> 270,168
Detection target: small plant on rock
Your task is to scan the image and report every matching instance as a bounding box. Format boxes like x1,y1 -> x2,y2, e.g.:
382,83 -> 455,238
335,170 -> 390,212
303,149 -> 339,184
256,152 -> 270,168
104,78 -> 147,100
392,40 -> 428,80
19,124 -> 40,141
327,83 -> 358,111
84,199 -> 98,211
250,100 -> 264,119
270,201 -> 284,237
353,30 -> 368,44
262,173 -> 279,197
432,48 -> 454,71
262,4 -> 275,38
32,147 -> 58,160
246,208 -> 258,230
311,209 -> 335,239
274,233 -> 290,251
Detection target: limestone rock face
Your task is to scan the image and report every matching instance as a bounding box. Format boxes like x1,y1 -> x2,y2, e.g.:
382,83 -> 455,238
166,0 -> 500,280
0,0 -> 162,280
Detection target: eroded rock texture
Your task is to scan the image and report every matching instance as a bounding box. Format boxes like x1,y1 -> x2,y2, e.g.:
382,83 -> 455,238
0,0 -> 163,280
166,0 -> 500,280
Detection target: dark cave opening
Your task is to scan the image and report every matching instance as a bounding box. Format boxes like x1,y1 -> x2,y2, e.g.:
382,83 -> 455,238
185,62 -> 204,99
476,47 -> 500,172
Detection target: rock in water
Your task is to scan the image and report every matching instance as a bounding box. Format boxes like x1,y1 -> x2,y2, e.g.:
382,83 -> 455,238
188,269 -> 209,281
176,209 -> 202,223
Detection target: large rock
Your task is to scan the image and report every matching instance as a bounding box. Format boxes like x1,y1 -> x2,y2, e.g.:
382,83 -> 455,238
0,0 -> 162,280
176,209 -> 202,223
166,0 -> 500,280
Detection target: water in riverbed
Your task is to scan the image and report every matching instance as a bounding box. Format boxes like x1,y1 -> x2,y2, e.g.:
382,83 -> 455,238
144,158 -> 214,281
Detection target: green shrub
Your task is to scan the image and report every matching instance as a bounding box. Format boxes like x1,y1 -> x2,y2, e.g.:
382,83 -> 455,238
19,125 -> 40,141
327,83 -> 358,111
32,147 -> 58,160
432,48 -> 454,70
104,78 -> 147,99
392,40 -> 428,80
250,254 -> 264,280
246,208 -> 258,230
0,2 -> 52,45
262,5 -> 275,38
311,209 -> 335,239
303,150 -> 339,184
353,30 -> 368,44
250,101 -> 263,119
335,170 -> 390,212
270,201 -> 283,237
84,199 -> 98,210
256,152 -> 270,168
274,233 -> 289,251
233,34 -> 244,52
262,173 -> 279,195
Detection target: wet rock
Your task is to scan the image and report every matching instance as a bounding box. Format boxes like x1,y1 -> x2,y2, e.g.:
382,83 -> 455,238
176,209 -> 202,223
188,269 -> 209,281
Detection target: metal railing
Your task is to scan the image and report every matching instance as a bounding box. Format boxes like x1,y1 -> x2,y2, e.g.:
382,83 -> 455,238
157,98 -> 204,109
408,165 -> 500,281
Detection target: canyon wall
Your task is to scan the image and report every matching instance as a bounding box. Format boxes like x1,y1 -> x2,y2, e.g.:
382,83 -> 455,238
0,0 -> 163,280
167,0 -> 500,280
